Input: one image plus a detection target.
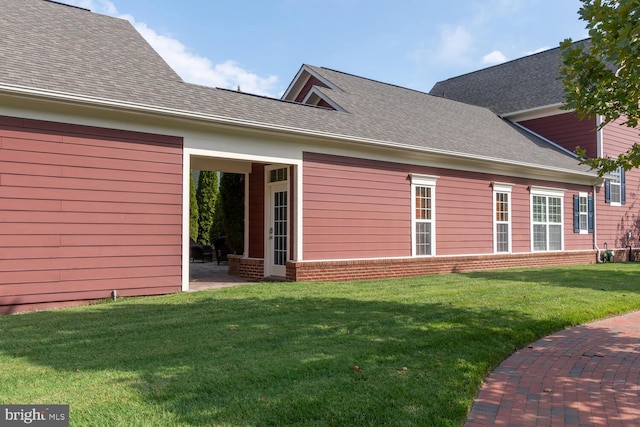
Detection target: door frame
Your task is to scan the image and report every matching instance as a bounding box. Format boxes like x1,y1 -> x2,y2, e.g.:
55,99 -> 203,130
264,165 -> 290,277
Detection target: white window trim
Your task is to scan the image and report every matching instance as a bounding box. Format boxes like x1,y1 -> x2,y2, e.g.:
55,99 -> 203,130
410,174 -> 438,257
530,187 -> 565,252
608,168 -> 622,206
578,192 -> 589,235
493,182 -> 514,253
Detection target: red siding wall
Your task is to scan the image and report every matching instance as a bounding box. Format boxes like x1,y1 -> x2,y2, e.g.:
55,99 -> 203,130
248,163 -> 265,259
303,153 -> 411,259
302,152 -> 594,261
519,112 -> 598,158
597,118 -> 640,248
0,116 -> 183,313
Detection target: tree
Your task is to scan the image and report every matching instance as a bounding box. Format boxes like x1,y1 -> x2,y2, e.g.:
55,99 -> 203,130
219,173 -> 245,254
559,0 -> 640,175
195,170 -> 219,245
189,170 -> 199,242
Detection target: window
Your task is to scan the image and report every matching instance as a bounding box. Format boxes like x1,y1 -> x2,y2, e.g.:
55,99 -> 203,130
605,167 -> 625,205
493,183 -> 513,253
573,193 -> 593,234
269,167 -> 288,183
411,174 -> 438,256
531,187 -> 564,251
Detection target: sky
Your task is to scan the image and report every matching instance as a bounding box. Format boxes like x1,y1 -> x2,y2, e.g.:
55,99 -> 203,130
58,0 -> 589,98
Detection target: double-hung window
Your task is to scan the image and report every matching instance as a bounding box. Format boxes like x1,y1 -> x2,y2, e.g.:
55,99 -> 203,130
493,183 -> 513,253
531,186 -> 564,251
605,166 -> 626,206
573,193 -> 593,234
411,174 -> 438,256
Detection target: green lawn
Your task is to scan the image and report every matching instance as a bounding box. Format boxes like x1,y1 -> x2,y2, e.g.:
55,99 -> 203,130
1,264 -> 639,426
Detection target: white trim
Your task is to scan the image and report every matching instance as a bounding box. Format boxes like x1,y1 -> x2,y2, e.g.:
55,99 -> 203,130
529,186 -> 565,197
281,65 -> 342,102
181,153 -> 191,292
0,87 -> 601,185
290,249 -> 596,264
411,177 -> 437,257
596,115 -> 604,157
511,122 -> 579,158
493,183 -> 513,253
502,103 -> 567,121
492,182 -> 514,193
410,174 -> 439,186
578,192 -> 589,235
301,87 -> 345,112
294,164 -> 303,261
264,164 -> 291,277
530,188 -> 565,252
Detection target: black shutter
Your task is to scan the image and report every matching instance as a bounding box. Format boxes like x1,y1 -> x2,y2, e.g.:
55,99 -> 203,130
588,195 -> 594,233
605,180 -> 611,203
573,194 -> 580,233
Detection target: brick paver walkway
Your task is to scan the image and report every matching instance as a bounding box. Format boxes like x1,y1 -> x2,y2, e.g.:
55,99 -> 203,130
465,311 -> 640,426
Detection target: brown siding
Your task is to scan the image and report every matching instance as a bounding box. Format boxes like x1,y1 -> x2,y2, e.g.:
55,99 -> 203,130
597,118 -> 640,248
519,112 -> 598,158
0,116 -> 183,313
302,152 -> 594,260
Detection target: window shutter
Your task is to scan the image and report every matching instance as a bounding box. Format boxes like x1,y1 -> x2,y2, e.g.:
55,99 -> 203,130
605,180 -> 611,203
573,194 -> 580,233
588,195 -> 594,233
621,168 -> 626,205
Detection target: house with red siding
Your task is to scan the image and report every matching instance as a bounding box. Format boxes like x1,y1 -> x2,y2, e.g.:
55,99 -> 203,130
0,0 -> 620,313
430,40 -> 639,261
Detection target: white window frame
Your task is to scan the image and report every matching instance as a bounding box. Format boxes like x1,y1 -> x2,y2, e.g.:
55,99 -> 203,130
410,174 -> 438,257
530,186 -> 565,252
493,183 -> 514,253
608,167 -> 622,206
578,192 -> 589,234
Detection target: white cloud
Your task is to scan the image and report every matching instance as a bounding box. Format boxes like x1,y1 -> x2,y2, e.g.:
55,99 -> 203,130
482,50 -> 507,65
58,0 -> 280,97
526,46 -> 551,55
436,25 -> 473,65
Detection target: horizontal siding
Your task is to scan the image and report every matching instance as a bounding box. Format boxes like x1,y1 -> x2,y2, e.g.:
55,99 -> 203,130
0,116 -> 183,312
519,112 -> 597,158
303,152 -> 594,260
597,119 -> 640,248
303,153 -> 410,260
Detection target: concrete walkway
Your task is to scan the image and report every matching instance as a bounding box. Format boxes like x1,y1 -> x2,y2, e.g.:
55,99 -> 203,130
188,261 -> 266,291
465,311 -> 640,426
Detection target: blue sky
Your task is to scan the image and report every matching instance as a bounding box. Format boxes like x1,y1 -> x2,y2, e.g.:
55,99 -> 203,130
60,0 -> 588,98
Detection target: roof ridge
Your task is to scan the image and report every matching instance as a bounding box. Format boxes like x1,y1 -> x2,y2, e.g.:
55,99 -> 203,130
317,66 -> 433,97
434,37 -> 590,84
43,0 -> 91,12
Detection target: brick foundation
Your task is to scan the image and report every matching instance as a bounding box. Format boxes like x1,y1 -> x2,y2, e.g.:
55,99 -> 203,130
607,247 -> 640,263
229,255 -> 264,279
287,251 -> 597,282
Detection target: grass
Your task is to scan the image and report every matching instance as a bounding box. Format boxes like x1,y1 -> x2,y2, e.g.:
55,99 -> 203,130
1,264 -> 639,426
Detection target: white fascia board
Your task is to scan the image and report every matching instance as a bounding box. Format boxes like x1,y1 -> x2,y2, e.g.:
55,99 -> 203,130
1,84 -> 600,185
301,87 -> 345,112
281,65 -> 342,102
510,121 -> 579,158
502,103 -> 567,122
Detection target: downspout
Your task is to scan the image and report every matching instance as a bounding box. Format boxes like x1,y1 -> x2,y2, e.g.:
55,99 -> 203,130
593,184 -> 603,263
594,116 -> 604,263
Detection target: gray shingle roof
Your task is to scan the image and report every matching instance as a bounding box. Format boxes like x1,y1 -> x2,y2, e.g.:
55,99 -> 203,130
429,41 -> 590,116
0,0 -> 595,178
